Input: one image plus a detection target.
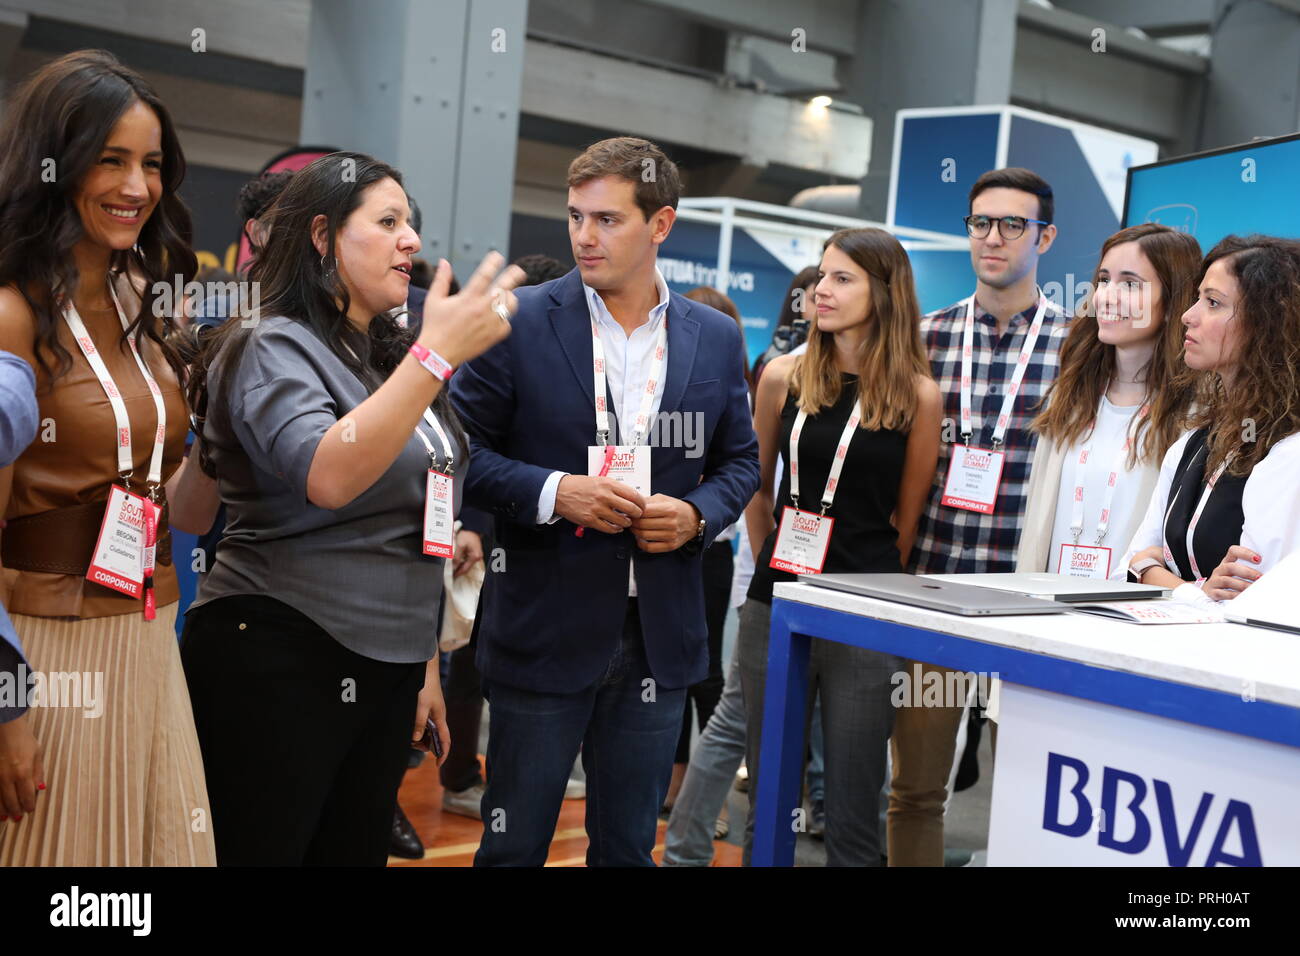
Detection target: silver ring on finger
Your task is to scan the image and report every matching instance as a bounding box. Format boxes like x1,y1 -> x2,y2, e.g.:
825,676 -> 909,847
491,291 -> 511,324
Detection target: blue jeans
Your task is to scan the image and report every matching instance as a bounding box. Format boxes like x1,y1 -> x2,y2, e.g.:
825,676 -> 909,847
807,693 -> 825,805
474,604 -> 686,867
663,646 -> 747,866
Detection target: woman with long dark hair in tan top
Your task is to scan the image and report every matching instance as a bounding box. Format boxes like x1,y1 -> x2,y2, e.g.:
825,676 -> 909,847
0,50 -> 219,865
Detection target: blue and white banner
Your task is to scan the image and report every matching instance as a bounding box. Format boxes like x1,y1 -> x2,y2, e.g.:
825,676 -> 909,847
989,682 -> 1296,866
660,219 -> 817,365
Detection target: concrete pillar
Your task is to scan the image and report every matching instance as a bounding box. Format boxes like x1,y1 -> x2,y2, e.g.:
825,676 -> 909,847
844,0 -> 1017,220
1200,0 -> 1300,148
301,0 -> 528,279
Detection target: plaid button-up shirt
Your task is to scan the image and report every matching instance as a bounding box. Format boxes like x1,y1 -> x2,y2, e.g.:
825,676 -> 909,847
909,295 -> 1070,574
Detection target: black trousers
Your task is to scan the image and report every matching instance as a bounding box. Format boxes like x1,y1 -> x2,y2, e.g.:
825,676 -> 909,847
181,594 -> 425,866
674,539 -> 732,765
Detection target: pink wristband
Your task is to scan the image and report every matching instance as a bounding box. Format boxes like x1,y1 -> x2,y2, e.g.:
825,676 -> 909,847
409,343 -> 454,381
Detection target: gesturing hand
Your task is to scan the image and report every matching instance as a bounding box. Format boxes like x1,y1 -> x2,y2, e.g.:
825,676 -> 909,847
555,475 -> 644,533
1201,544 -> 1263,601
418,252 -> 525,368
629,494 -> 700,553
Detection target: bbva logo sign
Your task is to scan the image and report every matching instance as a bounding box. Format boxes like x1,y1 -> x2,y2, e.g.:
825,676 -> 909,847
1042,752 -> 1261,867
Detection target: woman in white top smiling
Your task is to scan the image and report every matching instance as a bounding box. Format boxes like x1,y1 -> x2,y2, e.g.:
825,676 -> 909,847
1019,224 -> 1201,579
1124,235 -> 1300,601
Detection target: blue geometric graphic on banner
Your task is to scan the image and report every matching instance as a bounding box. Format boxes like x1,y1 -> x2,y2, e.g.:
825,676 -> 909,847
893,113 -> 1001,236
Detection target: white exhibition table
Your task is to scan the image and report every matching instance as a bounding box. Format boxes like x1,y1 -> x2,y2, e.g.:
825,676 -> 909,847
752,581 -> 1300,867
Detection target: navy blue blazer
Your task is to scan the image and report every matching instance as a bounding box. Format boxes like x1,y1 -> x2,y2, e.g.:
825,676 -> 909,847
450,268 -> 759,693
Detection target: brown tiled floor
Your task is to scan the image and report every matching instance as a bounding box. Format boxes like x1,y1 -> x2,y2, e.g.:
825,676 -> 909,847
387,755 -> 743,867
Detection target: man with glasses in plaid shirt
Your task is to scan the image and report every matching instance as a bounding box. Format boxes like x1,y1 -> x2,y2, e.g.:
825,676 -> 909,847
888,167 -> 1067,866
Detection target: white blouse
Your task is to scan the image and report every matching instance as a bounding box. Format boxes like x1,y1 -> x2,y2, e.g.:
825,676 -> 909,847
1046,397 -> 1146,579
1121,428 -> 1300,581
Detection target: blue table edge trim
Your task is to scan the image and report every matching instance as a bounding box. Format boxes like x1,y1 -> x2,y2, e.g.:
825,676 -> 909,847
772,596 -> 1300,749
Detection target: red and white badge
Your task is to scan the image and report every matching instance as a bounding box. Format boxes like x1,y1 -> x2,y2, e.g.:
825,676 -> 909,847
86,484 -> 150,598
587,444 -> 651,496
770,506 -> 835,574
940,444 -> 1006,514
416,408 -> 457,559
1057,543 -> 1112,579
423,470 -> 455,559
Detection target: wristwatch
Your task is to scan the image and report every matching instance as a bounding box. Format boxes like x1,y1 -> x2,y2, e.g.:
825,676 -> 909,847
680,507 -> 706,554
1128,556 -> 1164,583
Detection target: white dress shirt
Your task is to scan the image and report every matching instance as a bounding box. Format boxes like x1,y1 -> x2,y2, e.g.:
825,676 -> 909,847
1121,428 -> 1300,596
535,268 -> 672,595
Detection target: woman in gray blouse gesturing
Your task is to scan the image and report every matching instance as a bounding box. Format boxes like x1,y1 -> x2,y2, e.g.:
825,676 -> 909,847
181,151 -> 523,866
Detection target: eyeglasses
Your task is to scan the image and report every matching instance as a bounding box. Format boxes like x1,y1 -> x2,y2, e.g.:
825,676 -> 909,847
963,215 -> 1049,240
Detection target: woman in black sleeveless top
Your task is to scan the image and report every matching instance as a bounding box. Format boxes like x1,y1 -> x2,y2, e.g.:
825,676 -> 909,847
748,381 -> 912,587
1124,235 -> 1300,600
738,228 -> 941,866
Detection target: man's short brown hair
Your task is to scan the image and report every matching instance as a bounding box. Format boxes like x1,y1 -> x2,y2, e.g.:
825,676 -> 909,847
567,136 -> 681,221
968,166 -> 1054,226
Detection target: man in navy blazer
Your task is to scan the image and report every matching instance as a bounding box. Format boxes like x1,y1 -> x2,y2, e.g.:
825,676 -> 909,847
451,137 -> 759,866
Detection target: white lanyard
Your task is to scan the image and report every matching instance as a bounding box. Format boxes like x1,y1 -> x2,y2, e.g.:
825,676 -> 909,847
63,277 -> 168,493
590,312 -> 667,447
789,402 -> 862,516
1162,445 -> 1231,581
414,408 -> 455,473
959,292 -> 1049,446
1068,404 -> 1146,545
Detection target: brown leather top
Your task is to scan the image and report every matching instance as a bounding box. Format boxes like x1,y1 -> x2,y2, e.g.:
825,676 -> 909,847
2,274 -> 187,618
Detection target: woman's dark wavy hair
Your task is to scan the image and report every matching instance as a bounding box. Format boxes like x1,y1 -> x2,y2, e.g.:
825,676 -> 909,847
0,49 -> 194,387
1184,234 -> 1300,477
188,151 -> 464,478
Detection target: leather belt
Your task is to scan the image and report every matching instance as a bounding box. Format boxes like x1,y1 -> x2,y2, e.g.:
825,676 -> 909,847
2,497 -> 173,576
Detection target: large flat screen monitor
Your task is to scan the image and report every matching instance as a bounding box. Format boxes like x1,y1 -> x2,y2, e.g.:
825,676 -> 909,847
1123,132 -> 1300,249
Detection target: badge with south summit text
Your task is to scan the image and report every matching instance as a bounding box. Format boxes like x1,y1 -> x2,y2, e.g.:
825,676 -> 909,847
941,444 -> 1005,514
423,470 -> 455,559
587,444 -> 651,496
770,506 -> 835,575
1058,543 -> 1112,579
87,484 -> 153,599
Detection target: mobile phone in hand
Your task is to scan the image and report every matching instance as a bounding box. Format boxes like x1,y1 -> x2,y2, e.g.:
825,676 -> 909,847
423,717 -> 443,759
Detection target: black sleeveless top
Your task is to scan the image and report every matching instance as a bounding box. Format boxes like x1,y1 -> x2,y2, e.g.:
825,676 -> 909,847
1162,429 -> 1248,580
749,374 -> 910,604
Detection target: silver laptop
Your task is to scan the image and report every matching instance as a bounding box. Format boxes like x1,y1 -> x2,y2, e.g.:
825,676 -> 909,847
799,573 -> 1067,616
922,572 -> 1170,604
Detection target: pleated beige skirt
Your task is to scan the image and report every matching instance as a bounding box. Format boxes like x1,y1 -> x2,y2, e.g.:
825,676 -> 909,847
0,603 -> 216,866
